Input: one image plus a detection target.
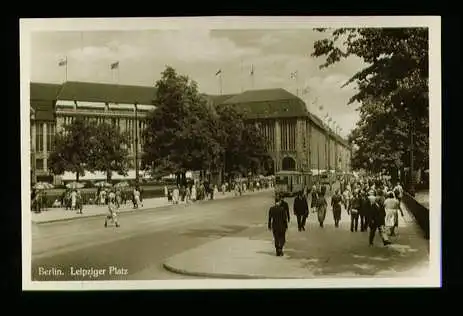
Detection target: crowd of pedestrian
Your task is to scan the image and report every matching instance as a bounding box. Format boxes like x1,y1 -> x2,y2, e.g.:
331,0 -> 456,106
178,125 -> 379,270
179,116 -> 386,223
268,176 -> 406,256
164,179 -> 273,205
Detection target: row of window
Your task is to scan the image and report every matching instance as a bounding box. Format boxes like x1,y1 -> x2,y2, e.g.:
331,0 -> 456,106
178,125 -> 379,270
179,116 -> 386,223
60,116 -> 147,149
35,122 -> 56,153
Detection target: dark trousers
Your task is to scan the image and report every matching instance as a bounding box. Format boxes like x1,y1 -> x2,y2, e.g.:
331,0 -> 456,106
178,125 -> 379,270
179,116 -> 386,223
350,211 -> 359,231
272,229 -> 287,253
296,214 -> 308,231
369,220 -> 388,245
360,214 -> 368,231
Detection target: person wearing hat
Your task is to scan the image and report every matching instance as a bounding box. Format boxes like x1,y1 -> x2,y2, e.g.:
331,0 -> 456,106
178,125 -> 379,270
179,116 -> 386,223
349,189 -> 362,232
367,191 -> 390,246
268,194 -> 290,256
293,191 -> 309,231
331,189 -> 343,228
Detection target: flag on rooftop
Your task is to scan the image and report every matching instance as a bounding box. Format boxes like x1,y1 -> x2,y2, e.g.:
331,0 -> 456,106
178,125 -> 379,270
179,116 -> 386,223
290,71 -> 298,79
250,64 -> 254,76
319,105 -> 324,111
215,69 -> 222,76
110,61 -> 119,69
58,58 -> 67,67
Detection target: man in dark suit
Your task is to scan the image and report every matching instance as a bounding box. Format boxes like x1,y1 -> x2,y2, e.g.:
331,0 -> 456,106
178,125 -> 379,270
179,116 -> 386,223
268,194 -> 291,256
293,191 -> 309,231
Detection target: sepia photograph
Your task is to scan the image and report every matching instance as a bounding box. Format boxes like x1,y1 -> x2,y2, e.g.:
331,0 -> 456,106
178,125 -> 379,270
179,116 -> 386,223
20,17 -> 441,290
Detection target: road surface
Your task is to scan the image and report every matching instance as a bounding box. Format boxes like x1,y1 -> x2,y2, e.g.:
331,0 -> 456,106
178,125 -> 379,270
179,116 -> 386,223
32,191 -> 274,280
31,190 -> 429,281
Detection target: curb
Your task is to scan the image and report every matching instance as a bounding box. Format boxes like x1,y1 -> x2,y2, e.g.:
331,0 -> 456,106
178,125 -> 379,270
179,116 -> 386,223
32,189 -> 274,224
31,202 -> 181,225
162,261 -> 293,279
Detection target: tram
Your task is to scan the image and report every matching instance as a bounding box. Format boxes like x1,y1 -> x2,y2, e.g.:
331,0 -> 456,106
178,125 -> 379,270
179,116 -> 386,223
275,170 -> 313,197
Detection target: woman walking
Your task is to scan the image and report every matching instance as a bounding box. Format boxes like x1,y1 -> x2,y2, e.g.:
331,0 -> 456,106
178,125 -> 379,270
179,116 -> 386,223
191,183 -> 197,202
384,191 -> 404,236
310,184 -> 318,214
104,195 -> 120,228
331,189 -> 343,228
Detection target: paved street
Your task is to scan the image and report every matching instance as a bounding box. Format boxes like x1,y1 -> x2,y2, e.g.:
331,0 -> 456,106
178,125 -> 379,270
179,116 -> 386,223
32,190 -> 274,280
31,189 -> 429,281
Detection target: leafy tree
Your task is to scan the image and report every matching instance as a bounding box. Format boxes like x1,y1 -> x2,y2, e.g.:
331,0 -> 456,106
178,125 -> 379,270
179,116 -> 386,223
86,122 -> 131,182
312,28 -> 429,177
142,66 -> 223,185
48,118 -> 96,182
215,105 -> 272,179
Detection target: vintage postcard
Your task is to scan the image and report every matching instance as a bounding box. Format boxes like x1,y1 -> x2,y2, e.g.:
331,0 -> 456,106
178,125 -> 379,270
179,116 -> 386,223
20,16 -> 441,290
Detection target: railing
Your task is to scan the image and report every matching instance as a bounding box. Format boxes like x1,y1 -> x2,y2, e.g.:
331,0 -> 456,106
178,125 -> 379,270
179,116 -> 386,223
402,192 -> 429,240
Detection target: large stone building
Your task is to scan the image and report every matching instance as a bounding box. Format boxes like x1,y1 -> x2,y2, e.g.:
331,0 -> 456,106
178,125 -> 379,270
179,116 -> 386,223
30,81 -> 155,184
30,81 -> 351,184
209,88 -> 352,175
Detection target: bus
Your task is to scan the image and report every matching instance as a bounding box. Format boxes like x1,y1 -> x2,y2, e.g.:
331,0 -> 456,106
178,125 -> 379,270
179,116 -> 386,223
275,170 -> 313,197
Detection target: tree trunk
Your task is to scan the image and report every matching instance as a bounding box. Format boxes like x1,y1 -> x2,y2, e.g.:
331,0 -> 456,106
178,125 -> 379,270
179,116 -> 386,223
176,173 -> 180,187
181,172 -> 186,187
76,172 -> 79,182
107,169 -> 112,183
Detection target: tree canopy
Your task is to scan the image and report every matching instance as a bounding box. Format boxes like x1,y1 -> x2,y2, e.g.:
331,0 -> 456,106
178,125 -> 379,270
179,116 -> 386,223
49,118 -> 131,182
215,105 -> 273,178
142,66 -> 223,180
312,28 -> 429,175
142,66 -> 272,183
48,118 -> 96,182
86,122 -> 131,182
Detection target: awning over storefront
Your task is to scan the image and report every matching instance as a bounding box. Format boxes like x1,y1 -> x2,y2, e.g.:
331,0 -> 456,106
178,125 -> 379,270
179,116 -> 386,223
61,170 -> 146,181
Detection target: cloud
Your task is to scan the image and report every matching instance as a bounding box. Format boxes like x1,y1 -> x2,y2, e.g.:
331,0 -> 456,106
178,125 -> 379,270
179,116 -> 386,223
256,33 -> 282,47
30,29 -> 363,137
146,30 -> 261,64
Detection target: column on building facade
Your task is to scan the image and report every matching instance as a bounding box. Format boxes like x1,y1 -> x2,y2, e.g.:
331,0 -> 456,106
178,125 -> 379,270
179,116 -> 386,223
43,123 -> 47,171
295,119 -> 303,171
31,121 -> 36,153
56,116 -> 64,133
275,120 -> 281,173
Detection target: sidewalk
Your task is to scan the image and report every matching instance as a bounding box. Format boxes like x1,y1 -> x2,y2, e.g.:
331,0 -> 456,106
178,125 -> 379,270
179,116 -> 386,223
163,202 -> 430,279
30,188 -> 274,224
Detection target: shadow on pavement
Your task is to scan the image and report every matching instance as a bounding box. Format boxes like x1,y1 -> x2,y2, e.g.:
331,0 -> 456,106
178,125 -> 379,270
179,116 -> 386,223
181,225 -> 248,238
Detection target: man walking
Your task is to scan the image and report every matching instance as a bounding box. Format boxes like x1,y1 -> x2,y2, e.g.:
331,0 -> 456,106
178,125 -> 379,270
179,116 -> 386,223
349,189 -> 362,232
293,191 -> 309,231
268,194 -> 290,256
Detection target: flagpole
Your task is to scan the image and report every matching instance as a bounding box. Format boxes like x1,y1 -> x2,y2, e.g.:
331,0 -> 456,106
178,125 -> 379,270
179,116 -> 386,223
65,56 -> 68,82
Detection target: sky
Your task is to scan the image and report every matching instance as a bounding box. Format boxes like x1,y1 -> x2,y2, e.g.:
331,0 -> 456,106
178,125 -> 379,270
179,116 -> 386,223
30,28 -> 367,138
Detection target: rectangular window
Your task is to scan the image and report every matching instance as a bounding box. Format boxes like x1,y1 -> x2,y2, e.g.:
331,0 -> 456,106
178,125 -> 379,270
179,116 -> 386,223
36,158 -> 44,170
36,123 -> 43,152
47,123 -> 55,152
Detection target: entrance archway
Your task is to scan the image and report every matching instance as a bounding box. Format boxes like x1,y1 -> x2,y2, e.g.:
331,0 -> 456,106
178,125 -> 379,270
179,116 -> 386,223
281,156 -> 296,171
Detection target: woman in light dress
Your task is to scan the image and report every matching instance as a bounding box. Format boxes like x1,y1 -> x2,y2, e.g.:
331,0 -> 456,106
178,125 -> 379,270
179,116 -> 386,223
191,184 -> 197,202
71,189 -> 77,210
384,191 -> 403,236
172,186 -> 180,204
105,195 -> 120,228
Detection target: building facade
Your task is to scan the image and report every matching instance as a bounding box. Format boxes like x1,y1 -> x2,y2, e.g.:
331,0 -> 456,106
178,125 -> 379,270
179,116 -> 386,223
30,81 -> 156,184
30,81 -> 351,185
212,88 -> 352,176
